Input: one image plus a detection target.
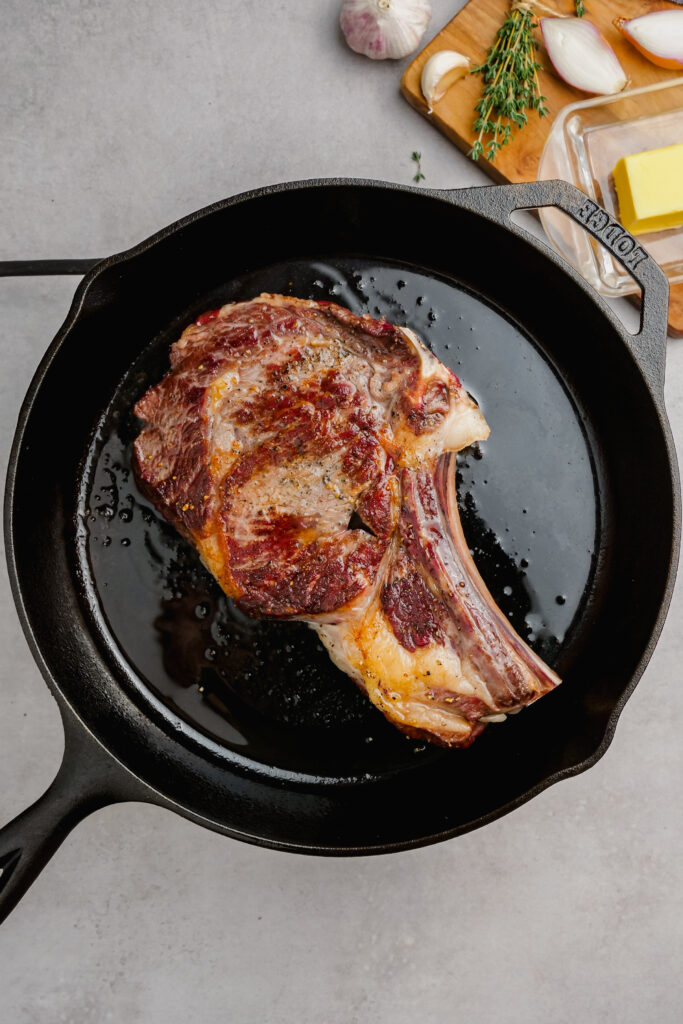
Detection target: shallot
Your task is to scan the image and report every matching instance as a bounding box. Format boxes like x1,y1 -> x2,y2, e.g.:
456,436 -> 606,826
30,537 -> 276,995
339,0 -> 432,61
540,17 -> 628,95
616,11 -> 683,70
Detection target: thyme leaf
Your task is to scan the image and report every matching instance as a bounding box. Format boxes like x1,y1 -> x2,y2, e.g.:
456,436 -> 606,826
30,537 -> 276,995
411,151 -> 426,183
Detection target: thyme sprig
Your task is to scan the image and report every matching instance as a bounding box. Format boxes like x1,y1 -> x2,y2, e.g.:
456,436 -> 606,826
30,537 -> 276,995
575,1 -> 585,15
411,151 -> 425,182
469,6 -> 548,163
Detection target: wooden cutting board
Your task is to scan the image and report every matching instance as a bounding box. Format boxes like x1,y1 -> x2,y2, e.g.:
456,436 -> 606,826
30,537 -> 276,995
401,0 -> 683,335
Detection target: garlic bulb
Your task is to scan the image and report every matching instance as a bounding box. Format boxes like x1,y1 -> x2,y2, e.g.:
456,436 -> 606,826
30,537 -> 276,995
340,0 -> 432,61
420,50 -> 470,112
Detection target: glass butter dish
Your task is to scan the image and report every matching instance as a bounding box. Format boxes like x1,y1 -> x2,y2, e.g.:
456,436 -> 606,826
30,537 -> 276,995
537,77 -> 683,297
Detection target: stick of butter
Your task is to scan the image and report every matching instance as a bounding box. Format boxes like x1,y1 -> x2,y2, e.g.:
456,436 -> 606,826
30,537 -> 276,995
613,142 -> 683,236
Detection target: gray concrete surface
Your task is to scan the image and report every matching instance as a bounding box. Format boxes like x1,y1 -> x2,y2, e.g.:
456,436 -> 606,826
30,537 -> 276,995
1,2 -> 682,1021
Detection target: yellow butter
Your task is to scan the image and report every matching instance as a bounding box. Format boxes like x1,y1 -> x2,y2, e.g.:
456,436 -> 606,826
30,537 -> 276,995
613,143 -> 683,236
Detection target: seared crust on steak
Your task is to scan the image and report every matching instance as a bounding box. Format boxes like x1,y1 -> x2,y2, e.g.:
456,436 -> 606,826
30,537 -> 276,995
134,295 -> 559,747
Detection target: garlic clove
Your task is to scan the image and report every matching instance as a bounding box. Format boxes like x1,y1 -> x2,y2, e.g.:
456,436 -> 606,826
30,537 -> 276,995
420,50 -> 470,113
616,11 -> 683,71
540,17 -> 628,95
340,0 -> 432,61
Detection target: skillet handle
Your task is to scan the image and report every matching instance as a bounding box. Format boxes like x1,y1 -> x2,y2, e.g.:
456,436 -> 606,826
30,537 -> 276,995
0,259 -> 99,277
0,711 -> 128,925
447,179 -> 670,392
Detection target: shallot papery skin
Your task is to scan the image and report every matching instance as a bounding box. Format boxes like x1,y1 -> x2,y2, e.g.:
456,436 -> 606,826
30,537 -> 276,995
540,17 -> 628,95
617,11 -> 683,70
340,0 -> 432,61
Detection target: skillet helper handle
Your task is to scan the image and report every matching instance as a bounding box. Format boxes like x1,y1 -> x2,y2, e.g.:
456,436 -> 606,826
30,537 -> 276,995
453,179 -> 669,391
0,714 -> 123,925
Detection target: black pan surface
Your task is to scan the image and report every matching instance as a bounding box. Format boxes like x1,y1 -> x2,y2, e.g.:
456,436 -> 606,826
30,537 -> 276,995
81,255 -> 600,781
0,179 -> 678,924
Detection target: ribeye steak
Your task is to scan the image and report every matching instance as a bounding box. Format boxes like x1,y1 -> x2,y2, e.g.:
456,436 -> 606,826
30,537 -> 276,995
133,294 -> 559,747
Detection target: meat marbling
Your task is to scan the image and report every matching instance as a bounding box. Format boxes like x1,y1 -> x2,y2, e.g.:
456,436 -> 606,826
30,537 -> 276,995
133,294 -> 559,747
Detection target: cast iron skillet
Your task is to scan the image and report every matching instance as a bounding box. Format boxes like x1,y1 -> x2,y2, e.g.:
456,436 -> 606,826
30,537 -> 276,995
0,179 -> 679,924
